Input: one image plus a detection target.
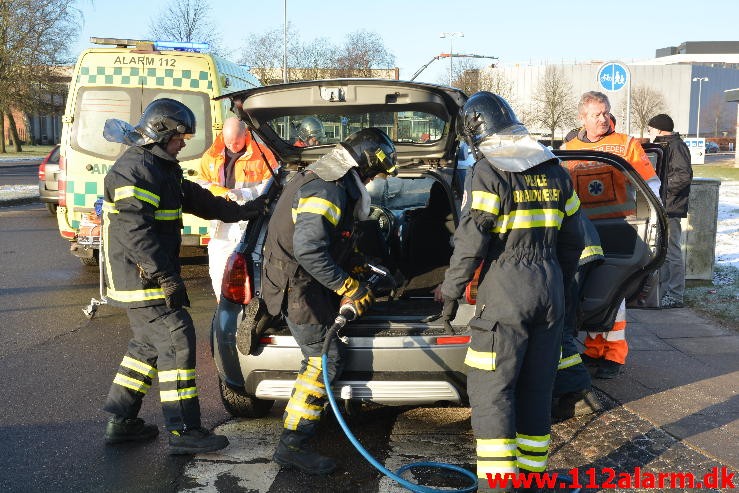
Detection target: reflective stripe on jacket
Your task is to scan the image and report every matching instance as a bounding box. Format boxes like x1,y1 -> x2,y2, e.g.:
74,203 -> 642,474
442,157 -> 584,328
261,167 -> 361,324
102,145 -> 250,307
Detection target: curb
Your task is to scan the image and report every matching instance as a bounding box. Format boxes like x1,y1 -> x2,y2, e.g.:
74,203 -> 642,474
0,196 -> 41,207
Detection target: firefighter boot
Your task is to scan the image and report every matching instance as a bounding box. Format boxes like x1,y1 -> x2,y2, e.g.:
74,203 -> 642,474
552,389 -> 605,422
273,430 -> 336,475
168,427 -> 229,455
104,416 -> 159,444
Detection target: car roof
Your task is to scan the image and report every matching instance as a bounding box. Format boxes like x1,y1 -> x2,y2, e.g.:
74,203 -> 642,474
217,79 -> 468,167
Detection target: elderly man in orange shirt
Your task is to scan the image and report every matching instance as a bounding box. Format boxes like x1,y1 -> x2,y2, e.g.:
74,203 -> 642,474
561,91 -> 661,379
197,117 -> 279,300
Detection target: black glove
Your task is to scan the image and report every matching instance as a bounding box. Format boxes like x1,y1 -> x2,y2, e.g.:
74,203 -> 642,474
339,279 -> 375,318
441,297 -> 459,322
158,273 -> 190,310
239,194 -> 270,220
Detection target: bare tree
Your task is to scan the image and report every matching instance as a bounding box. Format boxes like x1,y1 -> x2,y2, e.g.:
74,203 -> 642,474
0,0 -> 81,151
532,66 -> 577,145
148,0 -> 223,55
291,37 -> 336,81
239,27 -> 395,84
449,58 -> 482,95
239,25 -> 298,85
334,30 -> 395,78
703,93 -> 732,137
630,85 -> 666,138
479,69 -> 516,104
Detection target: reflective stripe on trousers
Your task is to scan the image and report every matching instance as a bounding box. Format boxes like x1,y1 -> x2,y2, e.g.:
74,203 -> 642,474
584,299 -> 628,364
104,304 -> 202,431
281,318 -> 345,436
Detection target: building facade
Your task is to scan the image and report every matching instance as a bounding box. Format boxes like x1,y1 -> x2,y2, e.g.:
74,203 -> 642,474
478,42 -> 739,140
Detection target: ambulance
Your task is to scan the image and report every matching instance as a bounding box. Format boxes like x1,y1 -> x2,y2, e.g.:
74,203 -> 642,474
57,37 -> 260,265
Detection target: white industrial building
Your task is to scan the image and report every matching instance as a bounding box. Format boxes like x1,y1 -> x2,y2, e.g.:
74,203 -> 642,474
481,41 -> 739,140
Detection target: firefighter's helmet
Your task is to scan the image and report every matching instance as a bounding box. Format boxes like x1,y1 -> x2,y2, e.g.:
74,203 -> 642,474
297,116 -> 326,143
135,98 -> 196,145
457,91 -> 523,145
342,128 -> 397,180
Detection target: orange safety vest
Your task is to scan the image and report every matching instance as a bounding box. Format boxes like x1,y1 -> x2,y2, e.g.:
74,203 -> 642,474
561,132 -> 655,219
197,132 -> 279,198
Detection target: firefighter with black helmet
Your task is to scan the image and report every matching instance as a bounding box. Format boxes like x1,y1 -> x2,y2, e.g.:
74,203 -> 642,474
262,127 -> 397,474
101,98 -> 269,454
437,92 -> 583,492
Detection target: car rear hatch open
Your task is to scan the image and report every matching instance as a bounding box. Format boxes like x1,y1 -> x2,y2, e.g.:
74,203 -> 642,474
217,79 -> 467,168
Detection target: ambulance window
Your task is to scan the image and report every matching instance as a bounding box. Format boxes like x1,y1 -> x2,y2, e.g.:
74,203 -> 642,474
72,88 -> 132,159
147,90 -> 211,162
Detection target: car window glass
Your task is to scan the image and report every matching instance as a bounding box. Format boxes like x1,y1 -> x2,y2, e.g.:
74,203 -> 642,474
49,146 -> 60,164
147,90 -> 211,161
265,111 -> 446,147
72,88 -> 132,159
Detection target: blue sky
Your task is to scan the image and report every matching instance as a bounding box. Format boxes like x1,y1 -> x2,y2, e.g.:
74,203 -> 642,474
73,0 -> 738,84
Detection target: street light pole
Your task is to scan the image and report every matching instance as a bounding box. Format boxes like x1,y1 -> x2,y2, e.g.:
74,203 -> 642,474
692,76 -> 708,138
440,32 -> 463,86
283,0 -> 288,83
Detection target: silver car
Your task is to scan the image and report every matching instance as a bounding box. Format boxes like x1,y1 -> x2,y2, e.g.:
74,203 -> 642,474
209,79 -> 667,418
38,144 -> 60,215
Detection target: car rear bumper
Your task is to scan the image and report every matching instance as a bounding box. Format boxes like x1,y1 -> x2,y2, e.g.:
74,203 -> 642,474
251,372 -> 466,405
38,180 -> 58,203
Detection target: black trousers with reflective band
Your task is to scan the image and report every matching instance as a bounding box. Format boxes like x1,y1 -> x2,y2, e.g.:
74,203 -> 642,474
103,304 -> 201,431
468,317 -> 562,489
282,317 -> 346,436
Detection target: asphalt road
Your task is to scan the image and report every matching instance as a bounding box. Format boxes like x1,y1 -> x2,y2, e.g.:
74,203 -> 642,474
0,202 -> 404,493
0,203 -> 227,493
0,158 -> 41,187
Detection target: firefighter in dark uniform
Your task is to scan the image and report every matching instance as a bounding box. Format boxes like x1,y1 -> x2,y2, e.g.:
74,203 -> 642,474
437,92 -> 583,492
261,128 -> 397,475
551,215 -> 605,421
101,98 -> 268,454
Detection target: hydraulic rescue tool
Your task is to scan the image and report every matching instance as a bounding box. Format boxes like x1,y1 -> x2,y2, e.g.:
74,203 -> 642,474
322,264 -> 478,493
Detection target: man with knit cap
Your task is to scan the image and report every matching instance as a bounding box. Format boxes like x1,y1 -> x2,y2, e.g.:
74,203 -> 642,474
647,113 -> 692,308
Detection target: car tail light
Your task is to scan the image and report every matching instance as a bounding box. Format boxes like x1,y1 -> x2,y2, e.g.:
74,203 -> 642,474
38,162 -> 46,181
221,251 -> 252,304
436,336 -> 471,345
58,154 -> 66,207
259,336 -> 275,345
464,262 -> 484,305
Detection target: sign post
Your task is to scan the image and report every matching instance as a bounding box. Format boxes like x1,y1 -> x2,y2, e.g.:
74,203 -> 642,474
683,137 -> 706,165
597,61 -> 631,135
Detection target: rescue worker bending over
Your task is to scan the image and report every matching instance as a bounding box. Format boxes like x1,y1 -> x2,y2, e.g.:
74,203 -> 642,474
101,98 -> 268,454
197,117 -> 279,301
561,91 -> 661,379
437,92 -> 583,492
261,128 -> 397,474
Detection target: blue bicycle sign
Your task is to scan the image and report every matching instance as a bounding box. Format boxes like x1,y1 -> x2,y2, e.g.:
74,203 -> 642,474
597,62 -> 629,92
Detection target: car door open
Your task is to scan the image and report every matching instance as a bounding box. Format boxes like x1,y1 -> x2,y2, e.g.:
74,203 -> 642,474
554,149 -> 667,331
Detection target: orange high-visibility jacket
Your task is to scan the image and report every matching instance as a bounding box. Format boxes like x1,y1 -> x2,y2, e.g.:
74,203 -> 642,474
197,132 -> 279,199
561,132 -> 655,219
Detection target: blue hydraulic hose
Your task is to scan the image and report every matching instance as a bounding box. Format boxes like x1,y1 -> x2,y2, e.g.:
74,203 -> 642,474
321,350 -> 477,493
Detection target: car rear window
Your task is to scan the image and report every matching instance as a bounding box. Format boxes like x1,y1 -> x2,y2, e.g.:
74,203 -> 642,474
266,111 -> 446,147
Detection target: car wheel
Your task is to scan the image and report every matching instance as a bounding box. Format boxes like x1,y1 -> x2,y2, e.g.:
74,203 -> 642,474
46,202 -> 58,215
219,378 -> 274,418
79,250 -> 99,266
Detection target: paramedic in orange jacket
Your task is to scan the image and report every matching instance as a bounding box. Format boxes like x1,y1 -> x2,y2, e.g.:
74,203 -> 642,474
198,117 -> 279,300
561,91 -> 661,379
